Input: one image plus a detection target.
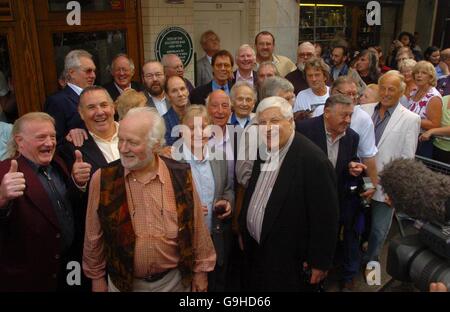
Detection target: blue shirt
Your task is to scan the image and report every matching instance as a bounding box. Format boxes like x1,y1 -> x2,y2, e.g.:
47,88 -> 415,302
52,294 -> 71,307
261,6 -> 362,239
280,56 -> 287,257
212,80 -> 230,95
229,112 -> 251,128
183,146 -> 215,232
0,122 -> 12,161
163,107 -> 181,146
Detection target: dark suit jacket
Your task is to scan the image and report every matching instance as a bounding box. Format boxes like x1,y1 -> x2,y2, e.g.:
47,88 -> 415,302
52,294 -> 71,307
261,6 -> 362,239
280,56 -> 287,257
285,68 -> 309,96
0,155 -> 83,291
295,115 -> 360,202
239,132 -> 339,291
44,86 -> 85,145
143,91 -> 172,112
102,81 -> 144,101
189,80 -> 234,105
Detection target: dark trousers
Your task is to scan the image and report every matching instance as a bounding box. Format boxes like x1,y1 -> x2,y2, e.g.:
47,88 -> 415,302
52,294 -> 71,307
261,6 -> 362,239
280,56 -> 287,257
433,145 -> 450,164
338,196 -> 363,282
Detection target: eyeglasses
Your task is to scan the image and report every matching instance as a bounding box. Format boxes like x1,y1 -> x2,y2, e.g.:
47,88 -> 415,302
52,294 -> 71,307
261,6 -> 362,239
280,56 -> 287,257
79,67 -> 96,74
214,63 -> 232,69
144,73 -> 164,79
335,89 -> 360,99
298,52 -> 314,58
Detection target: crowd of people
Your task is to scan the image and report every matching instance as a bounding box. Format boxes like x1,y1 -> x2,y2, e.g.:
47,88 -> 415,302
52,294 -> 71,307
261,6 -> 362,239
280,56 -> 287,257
0,28 -> 449,292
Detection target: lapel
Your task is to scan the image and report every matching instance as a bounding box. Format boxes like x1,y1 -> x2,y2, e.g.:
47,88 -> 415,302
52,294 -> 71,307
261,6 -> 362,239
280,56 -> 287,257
63,85 -> 80,106
377,104 -> 403,148
81,133 -> 109,169
145,92 -> 156,108
259,135 -> 298,244
18,156 -> 61,230
313,116 -> 328,154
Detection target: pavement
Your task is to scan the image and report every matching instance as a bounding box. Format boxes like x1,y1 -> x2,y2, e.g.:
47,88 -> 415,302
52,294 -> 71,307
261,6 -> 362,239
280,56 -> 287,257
325,216 -> 419,292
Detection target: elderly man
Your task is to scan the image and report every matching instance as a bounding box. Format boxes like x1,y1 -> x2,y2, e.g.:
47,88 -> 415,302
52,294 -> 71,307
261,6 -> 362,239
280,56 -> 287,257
103,54 -> 143,102
0,112 -> 91,291
83,107 -> 216,292
229,81 -> 256,128
232,44 -> 257,88
254,31 -> 296,77
190,50 -> 234,105
161,53 -> 195,93
196,30 -> 221,86
59,86 -> 119,178
239,96 -> 339,291
206,90 -> 234,184
163,75 -> 190,146
285,41 -> 315,95
360,71 -> 421,272
260,76 -> 296,107
296,94 -> 364,291
45,49 -> 96,144
142,61 -> 170,116
177,105 -> 234,292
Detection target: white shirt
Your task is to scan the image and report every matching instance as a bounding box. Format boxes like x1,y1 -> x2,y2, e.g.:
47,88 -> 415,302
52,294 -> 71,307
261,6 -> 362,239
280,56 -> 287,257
114,82 -> 131,95
314,105 -> 378,158
89,122 -> 120,163
183,145 -> 215,232
235,70 -> 254,88
67,83 -> 83,96
293,86 -> 330,115
151,96 -> 169,116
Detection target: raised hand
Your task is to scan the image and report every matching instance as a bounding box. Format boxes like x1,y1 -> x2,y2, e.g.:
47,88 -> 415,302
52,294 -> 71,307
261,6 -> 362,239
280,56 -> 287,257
71,150 -> 91,186
0,160 -> 26,207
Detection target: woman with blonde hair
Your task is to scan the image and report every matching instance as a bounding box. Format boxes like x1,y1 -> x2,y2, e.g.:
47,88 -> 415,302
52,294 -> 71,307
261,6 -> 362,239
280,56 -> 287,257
398,58 -> 417,106
114,89 -> 147,120
408,60 -> 443,157
359,84 -> 379,105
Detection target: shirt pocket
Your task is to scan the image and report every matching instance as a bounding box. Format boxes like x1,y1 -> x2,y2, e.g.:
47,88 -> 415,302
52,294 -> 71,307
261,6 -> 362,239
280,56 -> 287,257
163,208 -> 179,239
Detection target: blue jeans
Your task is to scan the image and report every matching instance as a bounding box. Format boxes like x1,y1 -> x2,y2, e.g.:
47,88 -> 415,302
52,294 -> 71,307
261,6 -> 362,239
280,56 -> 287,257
364,200 -> 394,262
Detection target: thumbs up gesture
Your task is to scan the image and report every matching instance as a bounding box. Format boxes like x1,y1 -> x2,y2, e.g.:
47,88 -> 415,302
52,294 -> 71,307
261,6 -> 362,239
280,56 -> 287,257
72,150 -> 92,187
0,160 -> 26,207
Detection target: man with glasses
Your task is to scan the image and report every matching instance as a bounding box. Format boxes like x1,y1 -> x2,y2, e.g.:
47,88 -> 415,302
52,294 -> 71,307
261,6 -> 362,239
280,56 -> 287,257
103,54 -> 143,102
45,49 -> 96,145
162,53 -> 195,93
142,61 -> 170,116
286,41 -> 315,95
190,50 -> 234,105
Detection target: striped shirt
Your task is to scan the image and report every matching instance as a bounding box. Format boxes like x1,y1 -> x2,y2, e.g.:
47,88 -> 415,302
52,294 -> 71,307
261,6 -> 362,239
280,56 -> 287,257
246,132 -> 294,243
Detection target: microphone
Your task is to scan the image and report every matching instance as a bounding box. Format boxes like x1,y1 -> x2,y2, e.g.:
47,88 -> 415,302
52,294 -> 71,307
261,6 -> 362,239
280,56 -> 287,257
379,158 -> 450,224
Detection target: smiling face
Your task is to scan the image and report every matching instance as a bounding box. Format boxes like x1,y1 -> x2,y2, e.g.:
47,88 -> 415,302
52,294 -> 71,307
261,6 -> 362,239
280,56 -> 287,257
379,74 -> 403,108
256,34 -> 274,61
207,90 -> 232,128
212,55 -> 233,85
118,115 -> 154,171
236,47 -> 256,72
142,62 -> 166,97
16,120 -> 56,166
232,85 -> 256,118
112,56 -> 133,90
69,56 -> 96,89
79,89 -> 115,138
324,103 -> 354,137
258,107 -> 293,150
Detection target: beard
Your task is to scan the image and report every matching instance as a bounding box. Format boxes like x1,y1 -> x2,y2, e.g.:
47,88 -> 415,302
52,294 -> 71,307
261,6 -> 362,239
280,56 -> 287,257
147,83 -> 164,97
297,63 -> 305,71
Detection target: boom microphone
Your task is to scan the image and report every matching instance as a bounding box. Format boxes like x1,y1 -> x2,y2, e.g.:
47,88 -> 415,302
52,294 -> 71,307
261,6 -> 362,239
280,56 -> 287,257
379,158 -> 450,224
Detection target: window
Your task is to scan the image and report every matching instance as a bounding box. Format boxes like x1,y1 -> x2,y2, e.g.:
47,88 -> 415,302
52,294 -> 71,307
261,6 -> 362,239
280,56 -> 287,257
53,30 -> 127,85
0,35 -> 17,123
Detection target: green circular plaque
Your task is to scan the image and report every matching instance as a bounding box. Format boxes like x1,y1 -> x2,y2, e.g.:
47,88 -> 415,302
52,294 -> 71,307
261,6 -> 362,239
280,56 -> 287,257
155,27 -> 193,67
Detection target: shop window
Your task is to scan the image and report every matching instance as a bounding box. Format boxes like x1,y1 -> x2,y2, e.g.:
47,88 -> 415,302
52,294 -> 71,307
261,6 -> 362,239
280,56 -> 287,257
0,35 -> 17,123
48,0 -> 125,12
52,30 -> 127,86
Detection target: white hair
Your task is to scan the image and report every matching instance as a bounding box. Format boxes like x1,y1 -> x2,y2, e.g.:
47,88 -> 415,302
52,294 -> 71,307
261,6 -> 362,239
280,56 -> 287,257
64,49 -> 93,72
235,44 -> 256,59
124,107 -> 166,150
256,96 -> 294,121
